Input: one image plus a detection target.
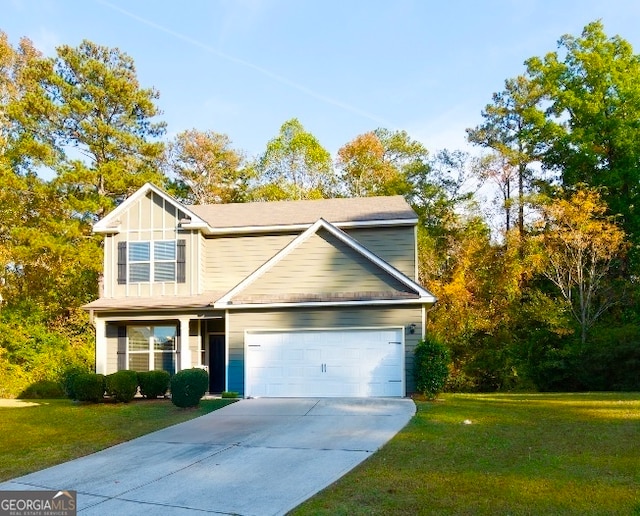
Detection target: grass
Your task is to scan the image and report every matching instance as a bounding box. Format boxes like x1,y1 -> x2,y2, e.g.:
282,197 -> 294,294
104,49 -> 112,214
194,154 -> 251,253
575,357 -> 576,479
0,398 -> 236,482
292,393 -> 640,515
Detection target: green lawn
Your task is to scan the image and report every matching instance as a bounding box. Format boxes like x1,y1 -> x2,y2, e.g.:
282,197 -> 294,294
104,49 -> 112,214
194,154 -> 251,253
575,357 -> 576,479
0,398 -> 235,482
292,393 -> 640,515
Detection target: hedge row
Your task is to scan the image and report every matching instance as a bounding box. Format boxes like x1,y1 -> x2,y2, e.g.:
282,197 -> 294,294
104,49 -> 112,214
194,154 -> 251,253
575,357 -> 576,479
63,368 -> 209,407
65,369 -> 172,403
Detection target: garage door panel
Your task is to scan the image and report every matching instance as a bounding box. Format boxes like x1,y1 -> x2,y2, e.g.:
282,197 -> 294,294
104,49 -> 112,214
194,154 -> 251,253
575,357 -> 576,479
301,365 -> 323,382
284,348 -> 304,361
304,348 -> 322,362
339,347 -> 360,360
372,381 -> 402,397
245,329 -> 404,398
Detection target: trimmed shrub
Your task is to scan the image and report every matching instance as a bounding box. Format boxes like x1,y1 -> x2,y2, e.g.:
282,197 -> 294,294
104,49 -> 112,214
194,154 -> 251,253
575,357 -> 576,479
170,368 -> 209,408
73,373 -> 105,402
221,391 -> 239,399
62,365 -> 92,400
19,380 -> 65,399
138,370 -> 171,399
414,336 -> 451,399
105,370 -> 139,403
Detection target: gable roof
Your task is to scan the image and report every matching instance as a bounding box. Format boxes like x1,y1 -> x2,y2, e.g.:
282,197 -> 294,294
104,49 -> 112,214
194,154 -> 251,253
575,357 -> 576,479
216,218 -> 436,308
93,183 -> 208,234
187,195 -> 417,233
93,183 -> 417,236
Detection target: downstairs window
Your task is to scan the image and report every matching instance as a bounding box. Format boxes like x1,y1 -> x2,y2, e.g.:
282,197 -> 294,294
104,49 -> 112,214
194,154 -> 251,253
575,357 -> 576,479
127,325 -> 177,375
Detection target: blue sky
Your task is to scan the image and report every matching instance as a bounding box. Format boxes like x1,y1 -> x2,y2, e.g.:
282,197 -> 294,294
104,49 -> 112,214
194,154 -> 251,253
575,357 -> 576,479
4,0 -> 640,162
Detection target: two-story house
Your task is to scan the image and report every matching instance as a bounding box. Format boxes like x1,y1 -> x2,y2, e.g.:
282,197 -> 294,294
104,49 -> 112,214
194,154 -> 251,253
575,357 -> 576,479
83,183 -> 436,397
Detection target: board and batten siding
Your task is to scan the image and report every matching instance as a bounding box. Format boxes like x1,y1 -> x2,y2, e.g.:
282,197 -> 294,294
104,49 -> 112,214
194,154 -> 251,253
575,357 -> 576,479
103,191 -> 200,298
236,229 -> 412,300
227,305 -> 423,396
344,226 -> 416,280
202,233 -> 297,292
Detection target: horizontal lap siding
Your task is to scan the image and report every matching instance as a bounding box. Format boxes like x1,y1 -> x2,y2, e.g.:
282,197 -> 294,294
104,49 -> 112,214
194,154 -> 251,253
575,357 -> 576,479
203,233 -> 297,292
199,234 -> 207,293
105,324 -> 120,374
238,230 -> 410,298
345,226 -> 416,280
204,225 -> 418,293
227,306 -> 423,396
189,332 -> 200,368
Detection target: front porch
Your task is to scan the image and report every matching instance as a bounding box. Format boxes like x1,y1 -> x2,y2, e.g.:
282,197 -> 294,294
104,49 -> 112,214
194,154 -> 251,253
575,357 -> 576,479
93,311 -> 228,394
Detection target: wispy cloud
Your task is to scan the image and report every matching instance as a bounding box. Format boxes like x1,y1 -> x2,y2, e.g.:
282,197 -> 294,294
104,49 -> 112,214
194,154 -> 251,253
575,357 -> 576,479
405,104 -> 478,155
32,27 -> 60,55
96,0 -> 388,126
216,0 -> 266,47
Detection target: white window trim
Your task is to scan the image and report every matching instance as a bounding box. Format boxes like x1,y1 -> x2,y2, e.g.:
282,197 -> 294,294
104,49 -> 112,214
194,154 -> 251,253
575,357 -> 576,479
127,325 -> 178,373
128,240 -> 177,284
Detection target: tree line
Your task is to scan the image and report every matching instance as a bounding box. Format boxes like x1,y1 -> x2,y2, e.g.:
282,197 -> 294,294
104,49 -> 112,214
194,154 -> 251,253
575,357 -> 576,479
0,21 -> 638,396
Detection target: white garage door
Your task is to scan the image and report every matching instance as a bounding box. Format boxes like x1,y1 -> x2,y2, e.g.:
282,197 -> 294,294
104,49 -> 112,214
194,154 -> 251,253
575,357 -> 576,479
245,328 -> 404,397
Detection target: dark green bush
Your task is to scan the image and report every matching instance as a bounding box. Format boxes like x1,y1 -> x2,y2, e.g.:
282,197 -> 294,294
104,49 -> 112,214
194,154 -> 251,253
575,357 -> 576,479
73,373 -> 105,402
578,324 -> 640,391
105,370 -> 138,402
414,336 -> 451,399
170,368 -> 209,408
518,329 -> 583,392
62,365 -> 92,400
138,370 -> 171,399
19,380 -> 65,399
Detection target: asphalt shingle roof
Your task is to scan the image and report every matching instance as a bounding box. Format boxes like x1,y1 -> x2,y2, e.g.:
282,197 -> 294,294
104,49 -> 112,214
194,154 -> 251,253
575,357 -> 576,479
187,195 -> 416,229
84,292 -> 223,311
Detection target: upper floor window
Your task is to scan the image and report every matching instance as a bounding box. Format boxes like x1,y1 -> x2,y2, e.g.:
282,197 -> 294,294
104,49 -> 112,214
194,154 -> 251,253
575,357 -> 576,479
118,239 -> 185,284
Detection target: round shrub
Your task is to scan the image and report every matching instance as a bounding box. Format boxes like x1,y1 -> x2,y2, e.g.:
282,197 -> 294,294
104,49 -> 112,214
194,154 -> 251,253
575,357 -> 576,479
138,370 -> 171,399
170,368 -> 209,408
414,336 -> 451,399
62,365 -> 92,400
73,373 -> 105,402
105,370 -> 139,402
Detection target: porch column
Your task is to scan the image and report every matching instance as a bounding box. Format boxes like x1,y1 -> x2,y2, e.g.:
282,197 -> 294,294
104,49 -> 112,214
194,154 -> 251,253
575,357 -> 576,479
179,317 -> 191,370
95,317 -> 107,375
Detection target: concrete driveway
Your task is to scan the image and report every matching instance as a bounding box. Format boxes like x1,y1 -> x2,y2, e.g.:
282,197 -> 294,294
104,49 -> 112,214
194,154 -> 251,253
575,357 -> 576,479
1,398 -> 415,515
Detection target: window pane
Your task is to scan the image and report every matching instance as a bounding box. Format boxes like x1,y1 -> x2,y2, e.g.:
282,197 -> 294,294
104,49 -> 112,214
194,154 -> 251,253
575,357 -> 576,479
154,262 -> 175,282
154,352 -> 175,375
154,241 -> 176,261
129,353 -> 149,372
130,263 -> 150,282
129,242 -> 150,262
154,326 -> 177,351
128,327 -> 150,351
